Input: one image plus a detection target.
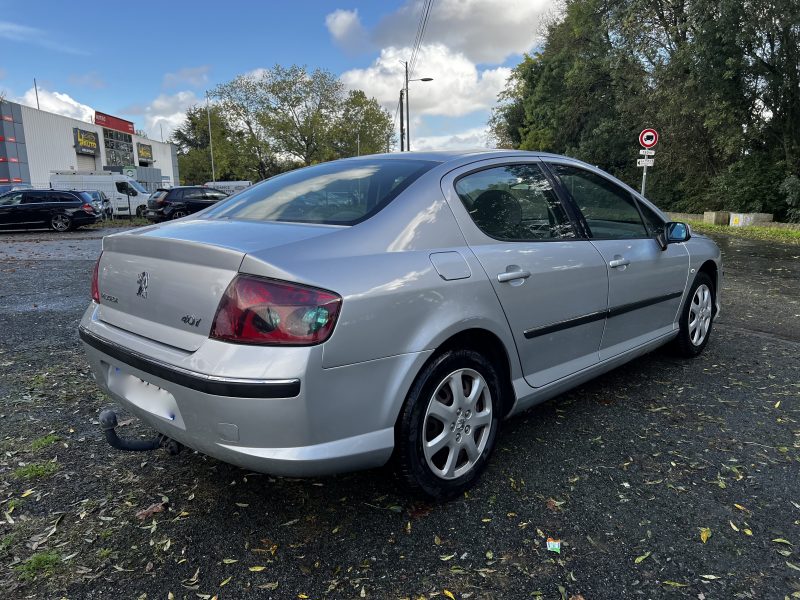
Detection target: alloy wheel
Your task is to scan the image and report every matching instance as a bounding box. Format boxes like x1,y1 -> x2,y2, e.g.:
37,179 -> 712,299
422,368 -> 493,480
688,283 -> 712,346
52,214 -> 70,232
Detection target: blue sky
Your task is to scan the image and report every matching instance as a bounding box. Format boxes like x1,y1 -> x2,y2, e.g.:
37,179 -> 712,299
0,0 -> 551,149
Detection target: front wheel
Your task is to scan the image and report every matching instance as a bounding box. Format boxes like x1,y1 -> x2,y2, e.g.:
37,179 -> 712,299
135,205 -> 146,218
50,213 -> 72,232
673,272 -> 715,357
395,349 -> 501,500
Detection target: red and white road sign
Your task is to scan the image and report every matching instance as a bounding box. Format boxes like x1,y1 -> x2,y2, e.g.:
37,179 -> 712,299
639,128 -> 659,149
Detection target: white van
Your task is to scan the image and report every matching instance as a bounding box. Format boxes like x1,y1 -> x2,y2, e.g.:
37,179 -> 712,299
204,180 -> 252,196
50,171 -> 149,217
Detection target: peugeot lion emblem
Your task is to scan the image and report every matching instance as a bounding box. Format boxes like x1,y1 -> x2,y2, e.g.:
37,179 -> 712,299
136,272 -> 149,299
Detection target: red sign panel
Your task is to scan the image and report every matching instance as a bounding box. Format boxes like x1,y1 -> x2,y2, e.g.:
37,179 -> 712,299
639,128 -> 659,149
95,111 -> 135,134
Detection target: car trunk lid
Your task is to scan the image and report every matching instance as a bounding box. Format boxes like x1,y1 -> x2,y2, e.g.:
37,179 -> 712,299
96,218 -> 338,351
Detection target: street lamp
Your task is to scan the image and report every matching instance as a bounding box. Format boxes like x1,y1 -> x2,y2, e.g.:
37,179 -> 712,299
402,60 -> 433,151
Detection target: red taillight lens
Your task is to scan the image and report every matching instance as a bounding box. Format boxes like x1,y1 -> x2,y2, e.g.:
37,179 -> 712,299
91,253 -> 102,303
210,275 -> 342,346
82,203 -> 95,214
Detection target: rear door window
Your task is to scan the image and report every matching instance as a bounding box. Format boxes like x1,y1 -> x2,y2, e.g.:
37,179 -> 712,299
23,192 -> 48,204
454,163 -> 576,240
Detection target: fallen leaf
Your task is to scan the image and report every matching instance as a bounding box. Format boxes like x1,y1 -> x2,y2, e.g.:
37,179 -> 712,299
700,527 -> 712,543
258,582 -> 279,590
787,561 -> 800,572
21,489 -> 35,498
663,581 -> 688,587
634,551 -> 651,564
220,576 -> 232,587
136,501 -> 166,521
434,535 -> 442,545
730,521 -> 739,532
444,590 -> 456,600
440,553 -> 456,561
743,528 -> 753,536
222,558 -> 238,564
700,574 -> 720,580
249,566 -> 267,572
733,503 -> 747,512
772,538 -> 793,546
486,550 -> 494,559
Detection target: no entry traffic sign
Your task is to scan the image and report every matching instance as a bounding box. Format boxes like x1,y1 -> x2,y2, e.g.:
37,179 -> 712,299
639,128 -> 659,149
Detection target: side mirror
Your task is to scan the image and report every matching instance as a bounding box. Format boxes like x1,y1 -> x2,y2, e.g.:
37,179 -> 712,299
655,221 -> 690,250
666,221 -> 690,242
129,189 -> 138,197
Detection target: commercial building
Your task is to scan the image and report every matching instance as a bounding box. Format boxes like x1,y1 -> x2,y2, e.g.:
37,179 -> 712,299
0,100 -> 179,191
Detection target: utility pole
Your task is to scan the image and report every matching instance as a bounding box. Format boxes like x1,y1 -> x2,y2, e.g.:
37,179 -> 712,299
399,89 -> 405,152
206,92 -> 216,183
404,61 -> 410,151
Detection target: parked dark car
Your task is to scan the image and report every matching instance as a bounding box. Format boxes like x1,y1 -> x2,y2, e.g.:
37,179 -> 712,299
0,189 -> 99,232
85,190 -> 113,219
146,186 -> 228,222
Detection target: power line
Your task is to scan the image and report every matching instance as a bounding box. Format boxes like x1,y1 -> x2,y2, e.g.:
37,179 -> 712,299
409,0 -> 434,77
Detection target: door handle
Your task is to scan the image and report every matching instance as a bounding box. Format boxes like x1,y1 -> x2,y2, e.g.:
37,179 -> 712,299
497,270 -> 531,283
608,257 -> 630,268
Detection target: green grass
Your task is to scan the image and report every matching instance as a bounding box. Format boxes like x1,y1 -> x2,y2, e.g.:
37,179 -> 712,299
84,216 -> 151,229
7,498 -> 24,511
13,462 -> 58,480
30,434 -> 60,451
688,221 -> 800,244
15,550 -> 61,580
0,533 -> 15,555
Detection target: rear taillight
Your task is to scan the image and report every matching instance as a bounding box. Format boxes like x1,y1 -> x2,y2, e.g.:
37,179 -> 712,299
91,253 -> 102,303
82,203 -> 95,214
210,275 -> 342,346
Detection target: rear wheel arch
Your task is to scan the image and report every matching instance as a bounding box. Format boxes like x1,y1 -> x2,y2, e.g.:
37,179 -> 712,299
415,328 -> 516,419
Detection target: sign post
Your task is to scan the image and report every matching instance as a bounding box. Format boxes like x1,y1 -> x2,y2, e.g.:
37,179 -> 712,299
638,128 -> 658,196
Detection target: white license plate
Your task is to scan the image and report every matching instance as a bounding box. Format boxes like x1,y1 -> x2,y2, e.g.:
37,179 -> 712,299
107,366 -> 185,429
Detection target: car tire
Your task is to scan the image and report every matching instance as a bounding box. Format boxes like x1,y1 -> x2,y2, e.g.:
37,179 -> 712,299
673,272 -> 715,357
50,213 -> 72,232
136,205 -> 146,218
171,210 -> 187,220
395,349 -> 501,500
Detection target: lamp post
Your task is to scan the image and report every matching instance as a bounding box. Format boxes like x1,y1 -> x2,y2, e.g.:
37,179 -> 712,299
402,61 -> 433,151
205,91 -> 216,183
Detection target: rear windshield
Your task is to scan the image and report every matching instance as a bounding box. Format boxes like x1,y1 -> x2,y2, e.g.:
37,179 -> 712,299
77,191 -> 94,203
204,159 -> 437,225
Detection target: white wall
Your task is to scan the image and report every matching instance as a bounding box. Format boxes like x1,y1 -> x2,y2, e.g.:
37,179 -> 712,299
20,104 -> 178,186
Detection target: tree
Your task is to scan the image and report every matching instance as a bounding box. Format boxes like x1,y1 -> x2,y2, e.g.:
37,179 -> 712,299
489,0 -> 800,219
329,90 -> 395,158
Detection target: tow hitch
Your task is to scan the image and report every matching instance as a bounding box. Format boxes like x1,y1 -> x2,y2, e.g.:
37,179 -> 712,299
98,409 -> 183,455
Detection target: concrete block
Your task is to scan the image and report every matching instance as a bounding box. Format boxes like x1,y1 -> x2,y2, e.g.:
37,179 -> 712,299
704,211 -> 730,225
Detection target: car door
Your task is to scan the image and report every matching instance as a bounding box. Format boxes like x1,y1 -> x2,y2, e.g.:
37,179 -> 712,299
442,159 -> 610,388
545,161 -> 689,360
0,192 -> 25,226
19,191 -> 51,225
182,188 -> 207,213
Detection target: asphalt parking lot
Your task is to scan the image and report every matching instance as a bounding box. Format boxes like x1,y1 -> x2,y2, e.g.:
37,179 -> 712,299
1,227 -> 798,599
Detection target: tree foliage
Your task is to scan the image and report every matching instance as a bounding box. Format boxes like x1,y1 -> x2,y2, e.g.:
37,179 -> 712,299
490,0 -> 800,219
173,66 -> 395,185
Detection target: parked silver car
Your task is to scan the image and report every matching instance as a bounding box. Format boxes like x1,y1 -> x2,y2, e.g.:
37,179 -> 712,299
80,150 -> 721,499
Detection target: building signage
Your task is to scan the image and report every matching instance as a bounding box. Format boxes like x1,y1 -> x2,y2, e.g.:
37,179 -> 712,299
137,143 -> 153,162
95,111 -> 135,134
73,128 -> 99,156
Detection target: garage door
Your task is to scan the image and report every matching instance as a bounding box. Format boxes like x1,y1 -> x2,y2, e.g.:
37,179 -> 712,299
76,154 -> 96,171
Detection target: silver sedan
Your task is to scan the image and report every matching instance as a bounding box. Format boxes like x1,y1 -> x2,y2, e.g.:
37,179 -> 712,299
80,150 -> 721,499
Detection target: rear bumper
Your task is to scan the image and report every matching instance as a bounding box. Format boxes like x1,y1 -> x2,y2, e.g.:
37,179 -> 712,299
79,309 -> 428,476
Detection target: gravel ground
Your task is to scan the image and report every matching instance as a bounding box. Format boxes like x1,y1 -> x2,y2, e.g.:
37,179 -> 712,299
0,228 -> 798,599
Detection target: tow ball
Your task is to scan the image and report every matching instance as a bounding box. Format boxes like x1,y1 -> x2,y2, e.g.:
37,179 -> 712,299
98,409 -> 183,455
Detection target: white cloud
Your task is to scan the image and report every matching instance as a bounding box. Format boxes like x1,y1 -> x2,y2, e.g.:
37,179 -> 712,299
327,0 -> 553,64
325,9 -> 367,53
163,66 -> 210,89
340,44 -> 510,118
412,126 -> 492,151
136,91 -> 200,140
16,87 -> 95,122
